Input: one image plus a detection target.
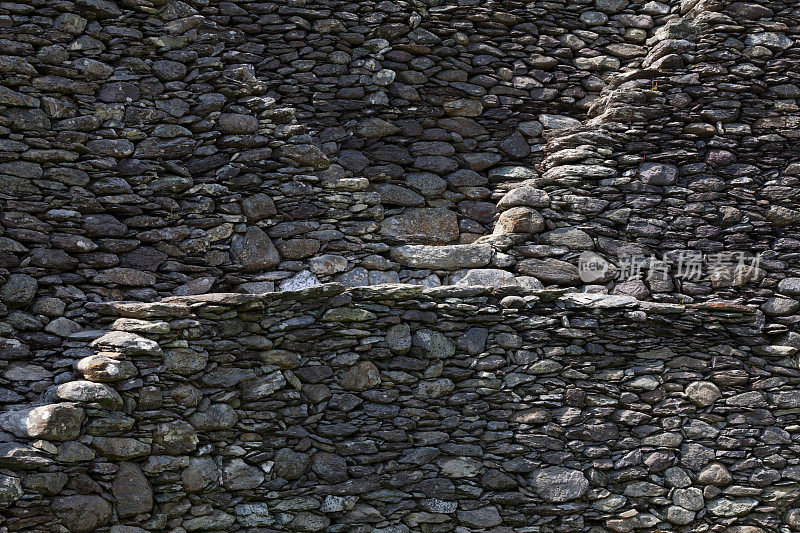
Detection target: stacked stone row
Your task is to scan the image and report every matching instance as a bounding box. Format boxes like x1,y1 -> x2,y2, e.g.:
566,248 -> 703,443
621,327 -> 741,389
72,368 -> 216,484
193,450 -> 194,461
2,283 -> 797,531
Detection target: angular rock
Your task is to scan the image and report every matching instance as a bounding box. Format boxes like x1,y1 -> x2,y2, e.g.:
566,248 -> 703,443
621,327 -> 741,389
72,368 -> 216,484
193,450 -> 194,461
390,244 -> 492,269
530,467 -> 590,502
381,208 -> 459,244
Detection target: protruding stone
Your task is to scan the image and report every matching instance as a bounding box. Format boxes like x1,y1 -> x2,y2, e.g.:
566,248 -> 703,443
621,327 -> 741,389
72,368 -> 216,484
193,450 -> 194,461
390,244 -> 492,270
55,381 -> 123,410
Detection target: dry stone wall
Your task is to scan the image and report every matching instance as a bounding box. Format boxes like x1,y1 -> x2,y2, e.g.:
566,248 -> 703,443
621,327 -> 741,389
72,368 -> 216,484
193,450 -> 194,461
2,0 -> 800,531
5,283 -> 800,532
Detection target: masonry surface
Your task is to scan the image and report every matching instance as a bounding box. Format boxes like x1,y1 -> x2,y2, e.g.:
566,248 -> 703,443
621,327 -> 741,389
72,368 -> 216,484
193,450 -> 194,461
1,0 -> 800,531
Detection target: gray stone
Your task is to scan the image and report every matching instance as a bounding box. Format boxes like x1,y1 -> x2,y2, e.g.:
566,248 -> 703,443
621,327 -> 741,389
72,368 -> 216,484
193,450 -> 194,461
381,208 -> 459,244
309,254 -> 348,275
223,458 -> 265,490
413,330 -> 455,359
52,495 -> 112,532
685,381 -> 722,407
356,118 -> 400,138
457,506 -> 502,528
311,452 -> 348,483
273,448 -> 310,480
0,475 -> 22,505
0,403 -> 84,441
390,244 -> 492,269
497,186 -> 551,209
91,331 -> 162,356
189,403 -> 238,430
539,227 -> 594,249
235,502 -> 274,527
181,457 -> 219,492
340,362 -> 381,391
154,420 -> 198,454
184,511 -> 236,531
241,371 -> 288,400
530,467 -> 589,502
493,207 -> 545,234
745,32 -> 793,50
707,497 -> 759,517
279,270 -> 322,291
0,274 -> 37,307
538,114 -> 581,129
387,323 -> 412,355
453,268 -> 517,287
55,381 -> 123,410
761,297 -> 800,316
518,258 -> 581,285
231,227 -> 281,272
112,462 -> 153,518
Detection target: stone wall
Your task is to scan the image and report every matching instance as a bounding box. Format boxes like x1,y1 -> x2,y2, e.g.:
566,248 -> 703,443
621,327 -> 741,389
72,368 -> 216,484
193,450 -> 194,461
5,283 -> 800,532
2,0 -> 800,359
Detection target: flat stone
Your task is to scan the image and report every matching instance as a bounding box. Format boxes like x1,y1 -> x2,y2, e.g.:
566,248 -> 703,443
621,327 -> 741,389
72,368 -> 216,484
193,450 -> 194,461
390,244 -> 492,269
707,497 -> 759,517
356,118 -> 400,138
55,381 -> 123,410
497,186 -> 551,209
457,506 -> 502,528
453,268 -> 517,287
518,258 -> 581,285
0,403 -> 84,441
530,467 -> 589,502
91,437 -> 151,460
184,511 -> 236,531
91,331 -> 162,356
539,114 -> 581,129
380,208 -> 459,244
539,227 -> 594,249
223,458 -> 265,490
